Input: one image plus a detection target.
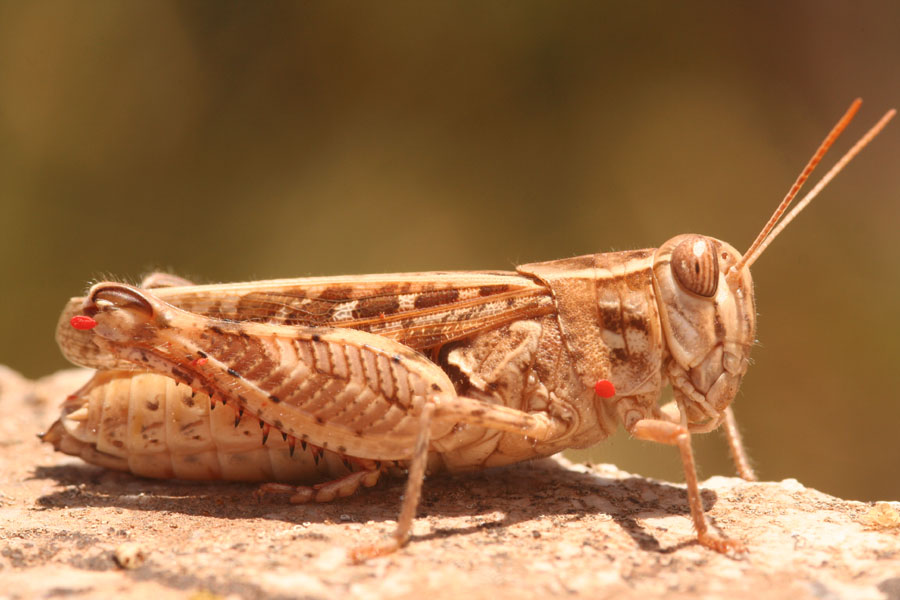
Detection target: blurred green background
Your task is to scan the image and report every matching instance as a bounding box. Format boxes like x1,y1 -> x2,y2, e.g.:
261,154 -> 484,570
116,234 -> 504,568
1,2 -> 898,502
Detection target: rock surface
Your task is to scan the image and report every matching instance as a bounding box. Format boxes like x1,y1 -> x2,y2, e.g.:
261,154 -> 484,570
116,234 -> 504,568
1,365 -> 898,600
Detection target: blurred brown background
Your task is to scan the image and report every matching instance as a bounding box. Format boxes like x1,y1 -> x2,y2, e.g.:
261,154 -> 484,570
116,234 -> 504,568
1,2 -> 897,502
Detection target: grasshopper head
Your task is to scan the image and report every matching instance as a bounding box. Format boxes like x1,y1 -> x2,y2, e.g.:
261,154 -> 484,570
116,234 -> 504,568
648,102 -> 894,432
652,234 -> 756,431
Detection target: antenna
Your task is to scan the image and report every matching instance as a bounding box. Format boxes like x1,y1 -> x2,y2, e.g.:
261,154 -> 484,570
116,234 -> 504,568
743,107 -> 895,268
727,100 -> 894,281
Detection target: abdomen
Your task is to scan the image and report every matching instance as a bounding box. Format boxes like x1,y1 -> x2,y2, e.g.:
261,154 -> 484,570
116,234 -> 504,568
42,370 -> 364,483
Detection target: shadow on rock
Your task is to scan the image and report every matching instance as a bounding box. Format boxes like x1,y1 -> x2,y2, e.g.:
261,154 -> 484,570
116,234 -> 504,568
33,458 -> 719,553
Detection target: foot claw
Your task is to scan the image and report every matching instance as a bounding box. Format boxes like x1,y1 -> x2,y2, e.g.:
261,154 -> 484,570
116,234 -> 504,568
698,532 -> 746,554
348,538 -> 401,564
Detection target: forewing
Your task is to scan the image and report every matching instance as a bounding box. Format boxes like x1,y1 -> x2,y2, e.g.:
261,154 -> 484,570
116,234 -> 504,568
57,271 -> 554,368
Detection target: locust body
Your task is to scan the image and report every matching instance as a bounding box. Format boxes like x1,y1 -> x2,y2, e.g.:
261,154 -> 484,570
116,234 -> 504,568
45,101 -> 893,558
50,243 -> 751,466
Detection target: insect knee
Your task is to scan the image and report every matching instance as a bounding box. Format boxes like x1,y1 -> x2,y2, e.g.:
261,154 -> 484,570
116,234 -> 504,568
85,283 -> 154,318
80,283 -> 158,339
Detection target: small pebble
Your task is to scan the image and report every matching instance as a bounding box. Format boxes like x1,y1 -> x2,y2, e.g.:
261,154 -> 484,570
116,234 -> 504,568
114,542 -> 147,569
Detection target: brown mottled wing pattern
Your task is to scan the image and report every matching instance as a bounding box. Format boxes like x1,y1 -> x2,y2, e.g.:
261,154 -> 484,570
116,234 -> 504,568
57,271 -> 555,369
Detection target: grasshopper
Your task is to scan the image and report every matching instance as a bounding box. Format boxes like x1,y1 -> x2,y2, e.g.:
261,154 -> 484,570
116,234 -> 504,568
44,100 -> 893,559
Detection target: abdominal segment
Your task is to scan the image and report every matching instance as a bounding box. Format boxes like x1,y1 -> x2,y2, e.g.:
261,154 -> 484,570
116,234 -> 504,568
42,370 -> 366,483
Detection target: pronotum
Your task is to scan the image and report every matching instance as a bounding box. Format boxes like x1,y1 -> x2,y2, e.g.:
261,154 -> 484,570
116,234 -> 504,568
44,100 -> 893,560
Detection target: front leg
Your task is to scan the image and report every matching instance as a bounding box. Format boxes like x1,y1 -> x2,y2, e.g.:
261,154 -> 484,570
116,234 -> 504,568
658,400 -> 756,481
629,418 -> 745,553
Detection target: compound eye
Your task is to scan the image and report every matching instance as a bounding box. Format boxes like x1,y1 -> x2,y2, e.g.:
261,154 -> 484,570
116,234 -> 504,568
671,235 -> 718,297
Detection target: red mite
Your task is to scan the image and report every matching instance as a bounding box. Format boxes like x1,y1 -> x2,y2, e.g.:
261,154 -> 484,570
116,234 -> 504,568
593,379 -> 616,398
70,315 -> 98,330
